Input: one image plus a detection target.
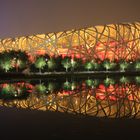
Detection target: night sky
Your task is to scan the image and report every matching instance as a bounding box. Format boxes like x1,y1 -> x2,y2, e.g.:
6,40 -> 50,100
0,0 -> 139,38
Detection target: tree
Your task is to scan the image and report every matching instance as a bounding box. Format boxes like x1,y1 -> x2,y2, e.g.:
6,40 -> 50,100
35,84 -> 47,94
34,57 -> 46,73
71,82 -> 77,90
120,76 -> 129,84
0,83 -> 30,99
0,58 -> 13,72
119,60 -> 129,72
15,51 -> 29,72
63,81 -> 71,90
0,51 -> 13,72
134,60 -> 140,71
47,82 -> 56,92
102,59 -> 116,71
135,76 -> 140,84
93,79 -> 100,87
85,78 -> 100,88
8,50 -> 30,72
104,77 -> 115,87
54,55 -> 63,71
47,58 -> 57,71
61,57 -> 71,72
1,84 -> 14,94
84,61 -> 94,71
90,59 -> 100,71
0,84 -> 16,98
85,79 -> 94,87
70,59 -> 78,71
70,58 -> 82,71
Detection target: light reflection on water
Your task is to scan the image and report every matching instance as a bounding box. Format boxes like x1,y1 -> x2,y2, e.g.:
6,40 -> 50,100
0,76 -> 140,118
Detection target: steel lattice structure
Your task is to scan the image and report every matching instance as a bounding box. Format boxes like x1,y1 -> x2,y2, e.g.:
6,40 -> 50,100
0,22 -> 140,61
0,84 -> 140,118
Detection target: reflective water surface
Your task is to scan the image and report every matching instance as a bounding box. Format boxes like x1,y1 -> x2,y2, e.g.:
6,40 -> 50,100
1,76 -> 140,118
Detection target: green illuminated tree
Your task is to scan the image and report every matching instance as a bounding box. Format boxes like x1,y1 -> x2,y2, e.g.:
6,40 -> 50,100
135,76 -> 140,84
15,51 -> 29,72
0,58 -> 13,72
120,76 -> 129,84
104,77 -> 115,87
1,84 -> 14,94
0,51 -> 13,72
93,79 -> 100,87
85,78 -> 100,87
70,58 -> 82,71
63,81 -> 71,90
0,84 -> 16,98
103,59 -> 116,71
47,82 -> 56,92
34,57 -> 46,73
35,84 -> 47,94
8,50 -> 30,72
70,82 -> 77,90
47,58 -> 57,71
92,61 -> 100,70
61,57 -> 71,72
84,61 -> 94,71
119,60 -> 129,72
134,60 -> 140,71
85,79 -> 94,87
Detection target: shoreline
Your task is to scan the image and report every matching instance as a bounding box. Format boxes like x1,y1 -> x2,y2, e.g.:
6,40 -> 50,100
0,71 -> 139,80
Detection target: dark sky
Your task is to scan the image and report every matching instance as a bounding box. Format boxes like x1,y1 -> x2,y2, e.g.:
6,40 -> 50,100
0,0 -> 139,38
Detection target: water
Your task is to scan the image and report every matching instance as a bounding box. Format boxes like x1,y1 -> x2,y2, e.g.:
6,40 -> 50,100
0,76 -> 140,118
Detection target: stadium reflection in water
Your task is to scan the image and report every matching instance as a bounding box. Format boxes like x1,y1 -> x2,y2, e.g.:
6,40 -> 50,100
0,76 -> 140,118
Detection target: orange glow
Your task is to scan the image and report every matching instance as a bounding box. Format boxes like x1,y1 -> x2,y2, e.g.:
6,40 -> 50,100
0,22 -> 139,61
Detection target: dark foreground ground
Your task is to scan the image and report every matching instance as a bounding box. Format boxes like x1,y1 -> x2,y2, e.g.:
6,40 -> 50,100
0,106 -> 140,139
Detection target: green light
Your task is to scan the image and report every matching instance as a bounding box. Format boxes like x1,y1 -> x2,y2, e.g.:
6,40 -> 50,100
103,59 -> 116,71
35,84 -> 47,93
135,76 -> 140,83
84,62 -> 94,71
34,57 -> 46,73
63,81 -> 71,90
47,58 -> 57,70
85,79 -> 94,87
119,61 -> 129,72
104,77 -> 115,86
47,82 -> 56,92
120,76 -> 129,84
135,61 -> 140,71
61,57 -> 71,72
